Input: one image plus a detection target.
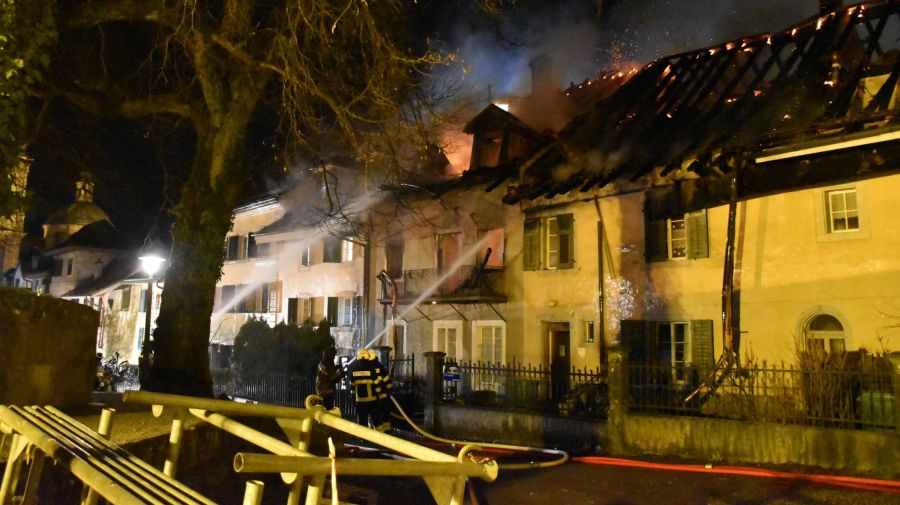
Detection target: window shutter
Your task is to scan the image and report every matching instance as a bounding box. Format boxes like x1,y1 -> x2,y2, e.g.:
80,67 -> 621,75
287,298 -> 298,325
523,218 -> 540,270
557,214 -> 575,269
619,320 -> 647,363
645,220 -> 668,262
247,234 -> 258,258
268,281 -> 282,313
690,319 -> 715,376
323,237 -> 341,263
687,210 -> 709,259
226,236 -> 240,260
326,296 -> 339,325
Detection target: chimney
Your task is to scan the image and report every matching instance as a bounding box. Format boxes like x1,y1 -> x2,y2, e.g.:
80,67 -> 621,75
529,54 -> 560,97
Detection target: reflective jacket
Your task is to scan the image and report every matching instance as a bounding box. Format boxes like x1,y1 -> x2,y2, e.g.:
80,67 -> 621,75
372,358 -> 392,400
348,357 -> 379,402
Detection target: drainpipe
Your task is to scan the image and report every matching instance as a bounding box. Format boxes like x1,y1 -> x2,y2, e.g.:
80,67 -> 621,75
721,157 -> 742,362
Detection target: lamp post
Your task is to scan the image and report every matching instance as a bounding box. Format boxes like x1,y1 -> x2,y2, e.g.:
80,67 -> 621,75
138,254 -> 165,384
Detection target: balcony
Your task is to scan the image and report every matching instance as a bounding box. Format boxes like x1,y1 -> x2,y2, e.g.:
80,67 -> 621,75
380,266 -> 506,304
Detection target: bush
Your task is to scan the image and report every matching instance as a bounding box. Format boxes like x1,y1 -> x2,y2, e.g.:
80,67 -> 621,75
231,318 -> 334,380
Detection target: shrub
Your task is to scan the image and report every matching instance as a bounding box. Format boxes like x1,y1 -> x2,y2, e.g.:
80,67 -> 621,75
231,318 -> 334,380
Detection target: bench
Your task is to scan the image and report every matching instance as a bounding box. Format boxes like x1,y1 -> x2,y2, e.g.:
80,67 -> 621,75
0,405 -> 215,505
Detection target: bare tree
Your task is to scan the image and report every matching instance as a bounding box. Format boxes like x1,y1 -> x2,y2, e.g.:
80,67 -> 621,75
38,0 -> 448,395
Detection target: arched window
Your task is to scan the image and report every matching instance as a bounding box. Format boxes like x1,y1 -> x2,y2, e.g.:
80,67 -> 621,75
805,314 -> 846,353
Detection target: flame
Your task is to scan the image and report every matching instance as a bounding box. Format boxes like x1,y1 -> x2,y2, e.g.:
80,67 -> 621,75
662,65 -> 672,77
753,89 -> 763,97
766,35 -> 772,45
824,80 -> 834,87
816,17 -> 826,30
709,48 -> 717,56
726,42 -> 735,51
790,28 -> 798,37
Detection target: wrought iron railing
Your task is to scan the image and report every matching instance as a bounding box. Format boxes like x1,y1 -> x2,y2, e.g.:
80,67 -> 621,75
628,361 -> 895,430
394,266 -> 505,300
442,361 -> 608,419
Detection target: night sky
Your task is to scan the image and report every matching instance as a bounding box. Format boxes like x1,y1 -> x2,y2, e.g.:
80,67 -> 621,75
24,0 -> 831,254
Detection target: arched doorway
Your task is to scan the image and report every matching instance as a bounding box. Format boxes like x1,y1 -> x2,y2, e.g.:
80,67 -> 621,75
804,314 -> 846,353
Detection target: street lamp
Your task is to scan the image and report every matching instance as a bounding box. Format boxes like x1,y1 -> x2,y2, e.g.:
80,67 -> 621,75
138,254 -> 165,383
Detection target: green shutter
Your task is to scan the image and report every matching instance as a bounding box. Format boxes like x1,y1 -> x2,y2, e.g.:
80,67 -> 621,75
620,320 -> 647,362
523,218 -> 540,271
691,319 -> 715,376
645,220 -> 668,262
687,210 -> 709,259
557,214 -> 575,269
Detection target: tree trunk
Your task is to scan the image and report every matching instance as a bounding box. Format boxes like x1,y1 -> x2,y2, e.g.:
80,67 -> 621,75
143,130 -> 245,396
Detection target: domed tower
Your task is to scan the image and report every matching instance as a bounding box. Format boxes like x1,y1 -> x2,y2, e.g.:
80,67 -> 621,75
43,172 -> 112,249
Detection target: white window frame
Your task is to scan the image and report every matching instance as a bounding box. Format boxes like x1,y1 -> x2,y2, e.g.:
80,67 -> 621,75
667,217 -> 687,259
814,183 -> 869,242
433,320 -> 463,361
299,297 -> 313,322
825,188 -> 860,233
583,320 -> 596,343
338,297 -> 354,326
342,240 -> 355,262
472,321 -> 505,363
658,321 -> 690,382
545,217 -> 560,268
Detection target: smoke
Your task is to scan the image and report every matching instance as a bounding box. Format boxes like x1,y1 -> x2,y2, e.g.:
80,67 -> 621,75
432,0 -> 825,101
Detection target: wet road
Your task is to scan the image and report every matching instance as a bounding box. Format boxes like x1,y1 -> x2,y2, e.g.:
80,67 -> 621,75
478,460 -> 899,505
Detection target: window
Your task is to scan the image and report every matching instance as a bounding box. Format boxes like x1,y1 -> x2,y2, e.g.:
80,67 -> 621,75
52,259 -> 63,277
66,258 -> 74,276
480,228 -> 504,268
338,297 -> 354,326
119,286 -> 132,311
267,281 -> 282,314
323,237 -> 342,263
385,237 -> 404,278
139,289 -> 148,313
342,240 -> 355,262
523,214 -> 574,270
247,234 -> 258,258
287,296 -> 313,325
220,285 -> 236,313
474,322 -> 505,362
300,245 -> 311,267
620,319 -> 714,380
805,314 -> 846,354
326,296 -> 339,325
825,189 -> 859,233
225,235 -> 244,261
584,320 -> 596,344
434,321 -> 462,360
646,210 -> 708,262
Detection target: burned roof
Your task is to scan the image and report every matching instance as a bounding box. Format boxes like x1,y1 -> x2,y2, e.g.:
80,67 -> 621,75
45,220 -> 128,253
507,1 -> 900,203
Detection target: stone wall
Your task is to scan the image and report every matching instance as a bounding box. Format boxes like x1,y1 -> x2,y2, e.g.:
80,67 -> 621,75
0,287 -> 98,406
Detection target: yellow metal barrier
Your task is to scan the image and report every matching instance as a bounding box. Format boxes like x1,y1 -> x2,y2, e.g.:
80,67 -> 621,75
123,390 -> 498,505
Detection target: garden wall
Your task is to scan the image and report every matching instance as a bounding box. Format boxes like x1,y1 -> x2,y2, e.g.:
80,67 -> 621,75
0,287 -> 98,406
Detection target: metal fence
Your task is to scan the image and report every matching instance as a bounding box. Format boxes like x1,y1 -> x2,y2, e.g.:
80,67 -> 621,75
210,354 -> 421,421
442,361 -> 608,419
628,362 -> 895,430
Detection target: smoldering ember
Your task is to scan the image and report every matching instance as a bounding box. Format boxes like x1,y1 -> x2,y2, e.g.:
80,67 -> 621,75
2,1 -> 900,504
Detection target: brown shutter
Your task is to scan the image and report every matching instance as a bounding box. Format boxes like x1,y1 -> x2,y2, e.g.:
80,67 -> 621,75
687,210 -> 709,259
645,220 -> 668,262
523,218 -> 540,271
691,319 -> 715,376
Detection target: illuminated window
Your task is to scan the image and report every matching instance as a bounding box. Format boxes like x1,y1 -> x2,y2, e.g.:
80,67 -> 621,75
826,189 -> 859,233
805,314 -> 846,354
523,214 -> 574,270
584,320 -> 595,343
475,323 -> 504,362
646,210 -> 708,262
342,240 -> 354,262
434,321 -> 462,360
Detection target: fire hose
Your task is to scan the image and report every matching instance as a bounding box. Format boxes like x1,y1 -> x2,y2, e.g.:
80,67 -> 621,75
388,396 -> 569,471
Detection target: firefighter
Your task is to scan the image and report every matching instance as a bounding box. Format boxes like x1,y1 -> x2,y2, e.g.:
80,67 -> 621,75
348,348 -> 379,427
369,350 -> 393,432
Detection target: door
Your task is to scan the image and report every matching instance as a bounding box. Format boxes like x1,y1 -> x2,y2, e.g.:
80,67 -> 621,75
548,323 -> 570,401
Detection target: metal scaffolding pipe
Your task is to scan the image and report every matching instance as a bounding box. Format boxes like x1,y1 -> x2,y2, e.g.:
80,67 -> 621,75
0,407 -> 150,505
233,454 -> 499,481
187,409 -> 309,457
